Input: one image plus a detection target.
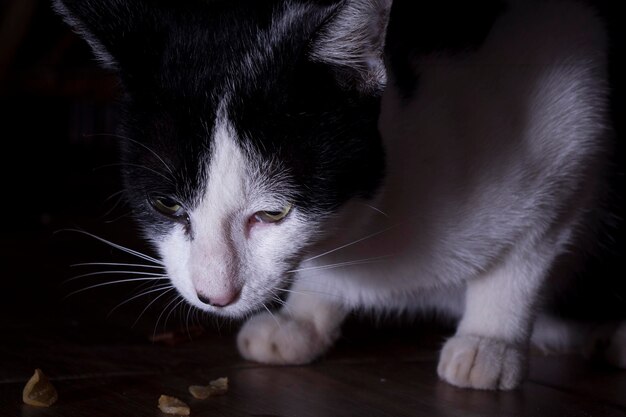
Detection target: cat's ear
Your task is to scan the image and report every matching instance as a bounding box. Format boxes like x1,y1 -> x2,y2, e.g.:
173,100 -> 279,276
310,0 -> 392,93
52,0 -> 150,71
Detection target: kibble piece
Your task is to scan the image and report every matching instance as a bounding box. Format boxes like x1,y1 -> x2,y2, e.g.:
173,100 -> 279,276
158,395 -> 190,415
22,369 -> 58,407
188,377 -> 228,399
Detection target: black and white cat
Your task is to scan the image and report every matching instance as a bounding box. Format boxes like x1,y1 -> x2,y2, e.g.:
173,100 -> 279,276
54,0 -> 625,390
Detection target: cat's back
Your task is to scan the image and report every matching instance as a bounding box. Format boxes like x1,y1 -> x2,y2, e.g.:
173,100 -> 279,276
310,0 -> 612,305
379,0 -> 609,215
381,0 -> 608,158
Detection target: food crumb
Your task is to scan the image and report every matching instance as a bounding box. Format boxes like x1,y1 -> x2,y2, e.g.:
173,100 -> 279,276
188,377 -> 229,399
158,394 -> 190,415
22,369 -> 58,407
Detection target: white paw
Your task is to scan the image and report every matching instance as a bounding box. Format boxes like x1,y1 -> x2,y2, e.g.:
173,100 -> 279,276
437,335 -> 527,390
237,312 -> 336,365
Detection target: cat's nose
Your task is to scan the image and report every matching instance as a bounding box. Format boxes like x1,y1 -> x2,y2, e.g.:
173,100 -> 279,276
196,290 -> 240,308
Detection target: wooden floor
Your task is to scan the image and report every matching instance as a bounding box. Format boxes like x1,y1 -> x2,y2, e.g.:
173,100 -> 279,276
1,222 -> 625,417
2,316 -> 626,417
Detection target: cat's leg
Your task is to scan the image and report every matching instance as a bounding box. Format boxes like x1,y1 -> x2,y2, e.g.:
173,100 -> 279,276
237,280 -> 347,365
532,315 -> 626,368
604,321 -> 626,368
530,314 -> 595,354
437,236 -> 564,390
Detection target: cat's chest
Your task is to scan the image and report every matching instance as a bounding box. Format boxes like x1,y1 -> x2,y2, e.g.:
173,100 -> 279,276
297,246 -> 467,314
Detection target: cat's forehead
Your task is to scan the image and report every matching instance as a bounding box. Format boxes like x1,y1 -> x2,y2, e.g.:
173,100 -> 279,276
198,108 -> 293,217
136,3 -> 340,178
112,0 -> 384,217
123,2 -> 333,173
152,1 -> 333,99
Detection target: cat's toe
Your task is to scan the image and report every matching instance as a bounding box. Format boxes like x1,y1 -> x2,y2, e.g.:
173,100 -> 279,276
437,334 -> 527,390
237,312 -> 333,365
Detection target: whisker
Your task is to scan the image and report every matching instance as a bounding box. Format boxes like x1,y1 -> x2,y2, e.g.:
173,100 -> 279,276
103,211 -> 133,224
84,133 -> 175,176
132,287 -> 177,328
287,255 -> 392,274
101,190 -> 127,219
185,304 -> 194,339
64,270 -> 168,284
262,303 -> 280,327
129,279 -> 163,298
153,293 -> 181,338
270,295 -> 284,306
213,313 -> 223,334
71,262 -> 164,269
104,189 -> 126,203
269,293 -> 289,313
57,229 -> 164,265
302,226 -> 396,263
363,203 -> 389,217
163,298 -> 187,330
97,162 -> 174,184
107,284 -> 173,317
65,277 -> 169,298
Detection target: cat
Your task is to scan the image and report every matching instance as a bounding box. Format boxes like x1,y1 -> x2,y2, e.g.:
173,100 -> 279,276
53,0 -> 625,390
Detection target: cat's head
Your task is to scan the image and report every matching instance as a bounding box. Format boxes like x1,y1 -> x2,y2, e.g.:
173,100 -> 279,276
55,0 -> 390,317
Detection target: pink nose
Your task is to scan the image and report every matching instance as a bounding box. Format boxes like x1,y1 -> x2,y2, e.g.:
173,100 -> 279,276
196,289 -> 241,308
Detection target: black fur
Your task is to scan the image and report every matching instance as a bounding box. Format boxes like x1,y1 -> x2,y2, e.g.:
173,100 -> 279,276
54,0 -> 385,237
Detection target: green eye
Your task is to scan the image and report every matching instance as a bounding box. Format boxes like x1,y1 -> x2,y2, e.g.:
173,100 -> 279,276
254,203 -> 292,223
150,197 -> 185,217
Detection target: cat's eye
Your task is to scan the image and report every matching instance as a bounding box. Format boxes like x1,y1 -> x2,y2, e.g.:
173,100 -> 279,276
253,203 -> 292,223
150,196 -> 185,218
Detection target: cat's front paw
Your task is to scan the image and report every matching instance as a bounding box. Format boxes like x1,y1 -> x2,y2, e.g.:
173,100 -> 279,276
237,312 -> 336,365
437,335 -> 527,390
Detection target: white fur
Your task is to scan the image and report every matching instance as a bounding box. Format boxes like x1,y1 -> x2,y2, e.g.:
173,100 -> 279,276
438,335 -> 526,390
238,289 -> 346,364
157,104 -> 316,318
238,0 -> 611,390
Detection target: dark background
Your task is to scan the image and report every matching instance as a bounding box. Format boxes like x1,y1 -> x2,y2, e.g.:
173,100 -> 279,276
0,0 -> 167,341
0,0 -> 624,342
